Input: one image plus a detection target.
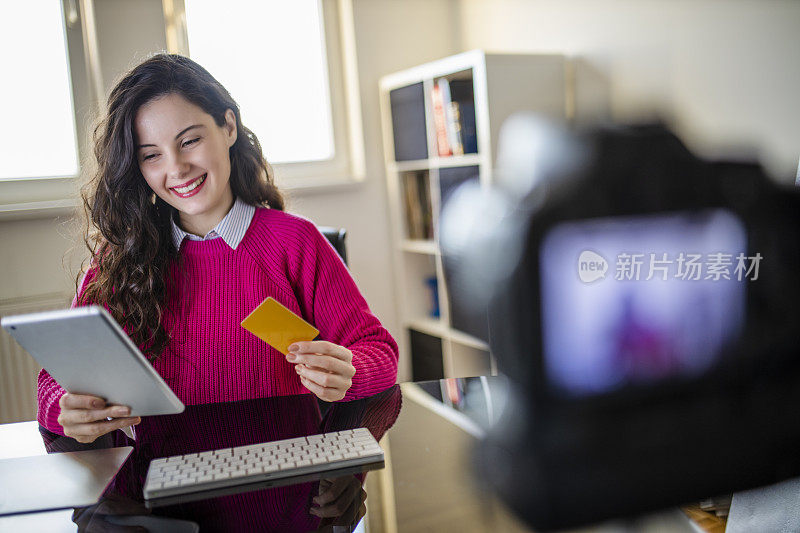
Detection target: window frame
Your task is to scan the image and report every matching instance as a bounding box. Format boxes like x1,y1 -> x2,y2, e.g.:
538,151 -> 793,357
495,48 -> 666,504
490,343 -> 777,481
0,0 -> 86,220
163,0 -> 366,191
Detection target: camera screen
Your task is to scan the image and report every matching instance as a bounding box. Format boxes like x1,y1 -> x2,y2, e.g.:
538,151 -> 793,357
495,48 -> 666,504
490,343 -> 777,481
539,209 -> 748,396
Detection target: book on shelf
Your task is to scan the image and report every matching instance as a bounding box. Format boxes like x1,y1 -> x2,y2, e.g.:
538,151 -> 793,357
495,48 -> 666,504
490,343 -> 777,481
437,78 -> 464,156
425,275 -> 440,318
403,172 -> 423,239
419,174 -> 433,239
431,78 -> 478,157
457,100 -> 477,154
402,171 -> 433,240
447,101 -> 464,156
431,84 -> 451,157
449,79 -> 478,154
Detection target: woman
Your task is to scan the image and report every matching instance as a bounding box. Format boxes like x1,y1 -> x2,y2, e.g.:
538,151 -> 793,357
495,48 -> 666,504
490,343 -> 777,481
37,54 -> 398,444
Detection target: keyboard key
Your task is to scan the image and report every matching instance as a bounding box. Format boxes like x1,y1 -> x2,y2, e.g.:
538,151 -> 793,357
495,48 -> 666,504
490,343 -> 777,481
233,444 -> 262,454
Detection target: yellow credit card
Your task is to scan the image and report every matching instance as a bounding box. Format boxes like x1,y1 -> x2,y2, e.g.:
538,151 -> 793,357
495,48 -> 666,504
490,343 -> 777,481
240,297 -> 319,355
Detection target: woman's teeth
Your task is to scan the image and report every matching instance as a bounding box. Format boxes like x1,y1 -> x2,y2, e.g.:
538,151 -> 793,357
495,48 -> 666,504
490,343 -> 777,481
174,175 -> 206,194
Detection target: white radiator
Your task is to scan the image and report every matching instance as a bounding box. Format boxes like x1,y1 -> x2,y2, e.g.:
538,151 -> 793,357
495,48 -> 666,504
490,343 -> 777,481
0,293 -> 72,424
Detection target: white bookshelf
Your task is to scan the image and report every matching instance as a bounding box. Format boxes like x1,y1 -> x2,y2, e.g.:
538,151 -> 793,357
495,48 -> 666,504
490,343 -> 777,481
379,50 -> 567,380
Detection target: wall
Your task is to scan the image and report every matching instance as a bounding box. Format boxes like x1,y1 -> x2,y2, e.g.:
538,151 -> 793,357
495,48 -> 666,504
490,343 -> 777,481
94,0 -> 169,92
0,217 -> 81,300
455,0 -> 800,181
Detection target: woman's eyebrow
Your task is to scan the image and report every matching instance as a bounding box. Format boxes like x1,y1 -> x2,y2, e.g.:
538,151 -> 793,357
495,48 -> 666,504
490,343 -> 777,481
136,124 -> 205,149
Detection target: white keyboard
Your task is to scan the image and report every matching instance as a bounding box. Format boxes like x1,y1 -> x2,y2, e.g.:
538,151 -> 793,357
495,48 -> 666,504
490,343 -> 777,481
143,427 -> 383,499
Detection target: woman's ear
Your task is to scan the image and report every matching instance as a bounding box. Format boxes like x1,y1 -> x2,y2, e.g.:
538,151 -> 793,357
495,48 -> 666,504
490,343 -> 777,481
224,109 -> 238,147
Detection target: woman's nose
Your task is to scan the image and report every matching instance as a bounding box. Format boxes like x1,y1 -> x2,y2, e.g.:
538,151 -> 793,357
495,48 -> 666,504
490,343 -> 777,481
167,155 -> 190,180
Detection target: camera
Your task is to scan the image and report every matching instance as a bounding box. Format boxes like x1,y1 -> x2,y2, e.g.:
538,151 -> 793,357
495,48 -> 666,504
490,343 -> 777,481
441,117 -> 800,530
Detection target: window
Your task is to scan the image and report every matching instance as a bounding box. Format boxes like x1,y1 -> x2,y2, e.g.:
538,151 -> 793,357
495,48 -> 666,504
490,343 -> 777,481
164,0 -> 365,189
0,0 -> 78,181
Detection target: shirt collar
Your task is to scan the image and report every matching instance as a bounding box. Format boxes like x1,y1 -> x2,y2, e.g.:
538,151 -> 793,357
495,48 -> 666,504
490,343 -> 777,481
170,196 -> 256,251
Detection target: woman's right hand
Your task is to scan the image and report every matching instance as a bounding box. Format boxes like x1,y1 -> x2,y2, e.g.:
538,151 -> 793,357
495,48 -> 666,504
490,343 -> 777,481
58,393 -> 140,444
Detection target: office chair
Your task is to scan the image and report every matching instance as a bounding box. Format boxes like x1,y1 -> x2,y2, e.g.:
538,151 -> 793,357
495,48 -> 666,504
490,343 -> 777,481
318,227 -> 348,267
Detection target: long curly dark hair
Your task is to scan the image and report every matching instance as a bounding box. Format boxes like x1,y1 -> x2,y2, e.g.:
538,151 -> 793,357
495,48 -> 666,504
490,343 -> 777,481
78,54 -> 284,359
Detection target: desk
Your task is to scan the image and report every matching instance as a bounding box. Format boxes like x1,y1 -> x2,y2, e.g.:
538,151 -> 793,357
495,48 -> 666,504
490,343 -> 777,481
0,377 -> 696,532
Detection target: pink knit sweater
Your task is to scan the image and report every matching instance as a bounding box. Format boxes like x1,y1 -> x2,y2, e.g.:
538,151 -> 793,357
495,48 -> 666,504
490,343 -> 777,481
37,208 -> 399,435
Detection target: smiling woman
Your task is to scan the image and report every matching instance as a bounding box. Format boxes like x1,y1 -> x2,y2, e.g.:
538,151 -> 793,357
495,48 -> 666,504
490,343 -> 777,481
35,54 -> 398,444
135,94 -> 237,236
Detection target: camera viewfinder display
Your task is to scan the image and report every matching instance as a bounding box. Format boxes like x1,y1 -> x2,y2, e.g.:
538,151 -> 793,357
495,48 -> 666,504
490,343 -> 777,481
540,209 -> 747,396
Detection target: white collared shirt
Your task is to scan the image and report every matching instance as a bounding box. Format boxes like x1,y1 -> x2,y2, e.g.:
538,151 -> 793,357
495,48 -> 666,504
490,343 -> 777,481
170,196 -> 256,251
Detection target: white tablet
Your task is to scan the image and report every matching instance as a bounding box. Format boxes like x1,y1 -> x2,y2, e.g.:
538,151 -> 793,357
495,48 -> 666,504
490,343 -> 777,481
1,306 -> 184,416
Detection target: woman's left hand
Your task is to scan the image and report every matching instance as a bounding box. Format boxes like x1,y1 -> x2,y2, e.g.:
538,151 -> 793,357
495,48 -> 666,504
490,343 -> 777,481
287,341 -> 356,401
